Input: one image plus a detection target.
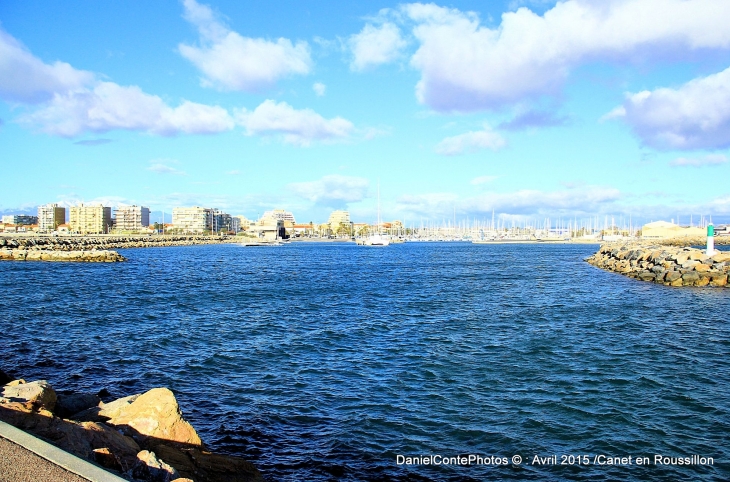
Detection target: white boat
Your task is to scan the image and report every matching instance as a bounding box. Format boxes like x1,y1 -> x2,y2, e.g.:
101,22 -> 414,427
361,180 -> 390,247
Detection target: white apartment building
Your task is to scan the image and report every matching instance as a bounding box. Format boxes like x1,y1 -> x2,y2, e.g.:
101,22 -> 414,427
261,209 -> 296,224
38,204 -> 67,233
327,210 -> 351,226
172,207 -> 212,233
69,204 -> 112,234
114,205 -> 150,231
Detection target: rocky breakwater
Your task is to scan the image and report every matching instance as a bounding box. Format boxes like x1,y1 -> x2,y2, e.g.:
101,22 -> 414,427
0,371 -> 262,482
0,247 -> 125,262
0,235 -> 236,252
586,243 -> 730,287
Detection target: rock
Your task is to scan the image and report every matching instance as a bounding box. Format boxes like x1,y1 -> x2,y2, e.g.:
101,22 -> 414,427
694,264 -> 710,272
1,380 -> 57,411
132,450 -> 179,482
664,271 -> 681,283
688,251 -> 708,262
75,394 -> 140,422
89,388 -> 202,447
56,392 -> 102,418
6,379 -> 26,386
712,252 -> 730,263
637,271 -> 655,281
171,479 -> 195,482
184,447 -> 264,482
710,273 -> 728,287
92,447 -> 123,472
682,272 -> 700,285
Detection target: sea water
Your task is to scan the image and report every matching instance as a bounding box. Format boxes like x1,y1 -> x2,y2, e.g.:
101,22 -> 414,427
1,243 -> 728,481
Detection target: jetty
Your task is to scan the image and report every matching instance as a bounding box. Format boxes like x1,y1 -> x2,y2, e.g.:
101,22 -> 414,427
586,243 -> 729,287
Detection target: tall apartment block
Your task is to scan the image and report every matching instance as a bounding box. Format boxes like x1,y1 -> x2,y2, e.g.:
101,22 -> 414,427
38,204 -> 66,232
69,204 -> 112,234
2,215 -> 39,225
114,205 -> 150,231
172,206 -> 212,233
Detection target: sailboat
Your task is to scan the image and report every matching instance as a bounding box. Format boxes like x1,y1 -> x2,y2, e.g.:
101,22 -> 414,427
362,181 -> 390,246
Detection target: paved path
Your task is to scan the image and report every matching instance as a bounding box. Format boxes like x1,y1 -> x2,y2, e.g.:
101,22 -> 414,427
0,435 -> 90,482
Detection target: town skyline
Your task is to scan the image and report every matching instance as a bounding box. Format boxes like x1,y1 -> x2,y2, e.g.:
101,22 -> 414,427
2,0 -> 730,225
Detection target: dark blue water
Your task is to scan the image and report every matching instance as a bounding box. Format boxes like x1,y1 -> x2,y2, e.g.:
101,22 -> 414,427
1,243 -> 729,481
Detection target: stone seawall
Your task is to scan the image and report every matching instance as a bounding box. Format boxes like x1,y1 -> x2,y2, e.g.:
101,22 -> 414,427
0,235 -> 237,251
586,243 -> 730,287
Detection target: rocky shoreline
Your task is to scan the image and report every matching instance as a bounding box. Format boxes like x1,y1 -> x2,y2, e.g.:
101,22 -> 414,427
586,243 -> 730,287
0,235 -> 242,263
0,370 -> 262,482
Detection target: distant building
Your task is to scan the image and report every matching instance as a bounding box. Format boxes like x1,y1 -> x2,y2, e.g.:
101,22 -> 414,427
248,218 -> 286,240
114,205 -> 150,231
234,215 -> 251,231
38,203 -> 66,233
2,215 -> 38,225
69,204 -> 112,234
261,209 -> 296,224
212,209 -> 238,233
172,207 -> 212,233
641,221 -> 705,239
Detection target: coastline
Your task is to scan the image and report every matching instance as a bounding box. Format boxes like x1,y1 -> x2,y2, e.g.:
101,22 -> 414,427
0,369 -> 263,482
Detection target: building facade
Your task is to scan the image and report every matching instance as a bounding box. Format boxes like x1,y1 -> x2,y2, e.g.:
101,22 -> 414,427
114,205 -> 150,231
69,204 -> 112,234
261,209 -> 296,224
172,207 -> 212,233
38,204 -> 66,233
2,215 -> 39,226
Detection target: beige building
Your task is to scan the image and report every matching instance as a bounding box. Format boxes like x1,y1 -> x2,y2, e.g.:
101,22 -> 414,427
248,218 -> 286,240
234,215 -> 251,231
114,205 -> 150,232
172,207 -> 212,233
38,203 -> 66,233
641,221 -> 705,239
69,204 -> 112,234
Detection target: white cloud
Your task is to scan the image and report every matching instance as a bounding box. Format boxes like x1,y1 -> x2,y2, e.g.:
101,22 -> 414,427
608,66 -> 730,150
19,82 -> 235,137
396,185 -> 622,218
349,22 -> 407,71
313,82 -> 326,96
147,159 -> 187,176
289,175 -> 370,207
0,28 -> 93,103
435,126 -> 506,155
470,175 -> 498,185
670,154 -> 728,167
403,0 -> 730,111
236,100 -> 354,146
179,0 -> 311,92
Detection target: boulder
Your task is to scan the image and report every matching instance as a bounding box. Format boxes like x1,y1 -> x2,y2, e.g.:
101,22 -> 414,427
710,273 -> 728,287
56,392 -> 102,418
682,271 -> 700,285
132,450 -> 179,482
1,380 -> 57,411
712,252 -> 730,263
637,271 -> 655,281
86,388 -> 202,447
694,264 -> 710,272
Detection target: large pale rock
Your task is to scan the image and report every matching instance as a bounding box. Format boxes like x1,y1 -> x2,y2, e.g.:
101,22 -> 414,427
712,252 -> 730,263
1,380 -> 57,411
132,450 -> 179,482
95,388 -> 202,447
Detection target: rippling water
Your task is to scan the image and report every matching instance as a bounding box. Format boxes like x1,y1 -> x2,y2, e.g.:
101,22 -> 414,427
1,242 -> 729,481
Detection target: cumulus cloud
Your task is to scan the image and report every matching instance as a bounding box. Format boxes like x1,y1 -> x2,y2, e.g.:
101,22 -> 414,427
313,82 -> 326,96
289,175 -> 370,207
403,0 -> 730,111
236,100 -> 354,146
179,0 -> 311,92
607,66 -> 730,150
349,22 -> 407,71
435,126 -> 506,155
670,154 -> 728,167
19,82 -> 235,137
0,28 -> 93,103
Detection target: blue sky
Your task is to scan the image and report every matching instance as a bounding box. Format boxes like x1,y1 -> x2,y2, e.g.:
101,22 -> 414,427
1,0 -> 729,226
